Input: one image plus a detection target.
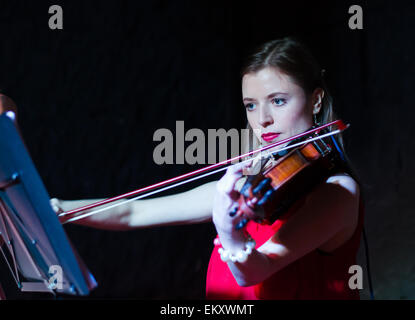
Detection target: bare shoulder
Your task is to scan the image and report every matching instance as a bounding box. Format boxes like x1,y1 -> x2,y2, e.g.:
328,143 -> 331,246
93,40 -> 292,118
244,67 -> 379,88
325,173 -> 360,199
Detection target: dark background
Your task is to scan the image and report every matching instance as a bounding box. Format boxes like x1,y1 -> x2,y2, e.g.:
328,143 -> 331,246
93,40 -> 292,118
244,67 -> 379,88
0,0 -> 413,299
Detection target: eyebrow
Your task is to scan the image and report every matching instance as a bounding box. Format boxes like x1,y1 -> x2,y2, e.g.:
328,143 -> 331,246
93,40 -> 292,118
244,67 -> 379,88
243,92 -> 288,102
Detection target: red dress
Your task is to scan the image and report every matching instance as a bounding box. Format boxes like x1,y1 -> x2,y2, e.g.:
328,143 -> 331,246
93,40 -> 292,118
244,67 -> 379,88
206,198 -> 364,300
0,284 -> 5,300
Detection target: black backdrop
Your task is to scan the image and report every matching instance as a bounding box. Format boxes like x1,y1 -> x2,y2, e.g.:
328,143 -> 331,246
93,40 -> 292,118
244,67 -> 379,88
0,0 -> 414,299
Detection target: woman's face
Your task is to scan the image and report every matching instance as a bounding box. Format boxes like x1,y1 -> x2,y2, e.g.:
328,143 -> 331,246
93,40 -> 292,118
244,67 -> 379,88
242,67 -> 321,147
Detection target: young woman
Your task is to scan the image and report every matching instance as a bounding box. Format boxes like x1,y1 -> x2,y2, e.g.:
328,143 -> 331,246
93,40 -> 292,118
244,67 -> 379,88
52,37 -> 363,300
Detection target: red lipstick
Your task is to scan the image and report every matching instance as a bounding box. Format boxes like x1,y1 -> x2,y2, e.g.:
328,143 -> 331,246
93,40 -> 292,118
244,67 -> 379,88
261,132 -> 281,142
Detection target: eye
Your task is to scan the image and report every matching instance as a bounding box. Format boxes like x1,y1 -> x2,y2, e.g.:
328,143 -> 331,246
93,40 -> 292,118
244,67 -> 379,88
272,98 -> 286,106
245,103 -> 256,111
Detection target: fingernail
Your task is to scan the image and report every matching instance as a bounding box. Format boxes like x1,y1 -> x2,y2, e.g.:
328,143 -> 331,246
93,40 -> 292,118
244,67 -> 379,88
235,219 -> 248,230
229,207 -> 238,217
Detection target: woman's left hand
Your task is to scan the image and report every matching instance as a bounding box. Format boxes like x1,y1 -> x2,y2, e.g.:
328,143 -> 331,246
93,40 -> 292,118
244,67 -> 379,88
212,162 -> 251,253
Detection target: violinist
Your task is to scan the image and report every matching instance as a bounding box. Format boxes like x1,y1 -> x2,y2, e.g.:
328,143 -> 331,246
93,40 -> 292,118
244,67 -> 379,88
51,37 -> 364,299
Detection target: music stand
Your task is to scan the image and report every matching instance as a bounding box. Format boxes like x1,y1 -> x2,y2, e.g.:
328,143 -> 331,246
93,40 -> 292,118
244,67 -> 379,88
0,112 -> 97,295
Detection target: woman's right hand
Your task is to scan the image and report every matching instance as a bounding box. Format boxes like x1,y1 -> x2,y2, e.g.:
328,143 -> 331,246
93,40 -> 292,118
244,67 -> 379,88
50,198 -> 64,215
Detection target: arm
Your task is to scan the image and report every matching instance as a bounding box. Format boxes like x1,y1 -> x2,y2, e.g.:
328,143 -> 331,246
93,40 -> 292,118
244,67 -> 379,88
53,180 -> 218,230
213,169 -> 360,287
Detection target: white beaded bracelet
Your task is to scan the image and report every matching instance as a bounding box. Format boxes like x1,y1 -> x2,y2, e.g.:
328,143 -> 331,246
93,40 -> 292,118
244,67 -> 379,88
217,237 -> 256,263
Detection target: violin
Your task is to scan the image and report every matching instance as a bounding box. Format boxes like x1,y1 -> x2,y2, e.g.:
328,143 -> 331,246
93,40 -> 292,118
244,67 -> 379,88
233,125 -> 350,228
58,120 -> 349,225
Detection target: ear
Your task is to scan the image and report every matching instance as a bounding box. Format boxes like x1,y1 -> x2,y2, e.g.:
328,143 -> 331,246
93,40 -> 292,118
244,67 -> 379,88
311,88 -> 325,115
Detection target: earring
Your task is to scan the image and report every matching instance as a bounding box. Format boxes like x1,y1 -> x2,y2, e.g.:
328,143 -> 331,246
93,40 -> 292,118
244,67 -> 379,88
313,113 -> 319,125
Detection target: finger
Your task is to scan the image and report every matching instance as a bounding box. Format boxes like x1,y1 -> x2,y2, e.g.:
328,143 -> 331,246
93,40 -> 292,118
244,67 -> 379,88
228,206 -> 239,217
222,161 -> 252,191
235,218 -> 249,231
218,179 -> 241,203
217,161 -> 254,203
50,198 -> 63,214
227,160 -> 253,175
217,168 -> 241,194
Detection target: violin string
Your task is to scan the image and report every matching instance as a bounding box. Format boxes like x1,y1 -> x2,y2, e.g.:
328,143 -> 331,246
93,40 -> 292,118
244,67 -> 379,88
61,128 -> 343,223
